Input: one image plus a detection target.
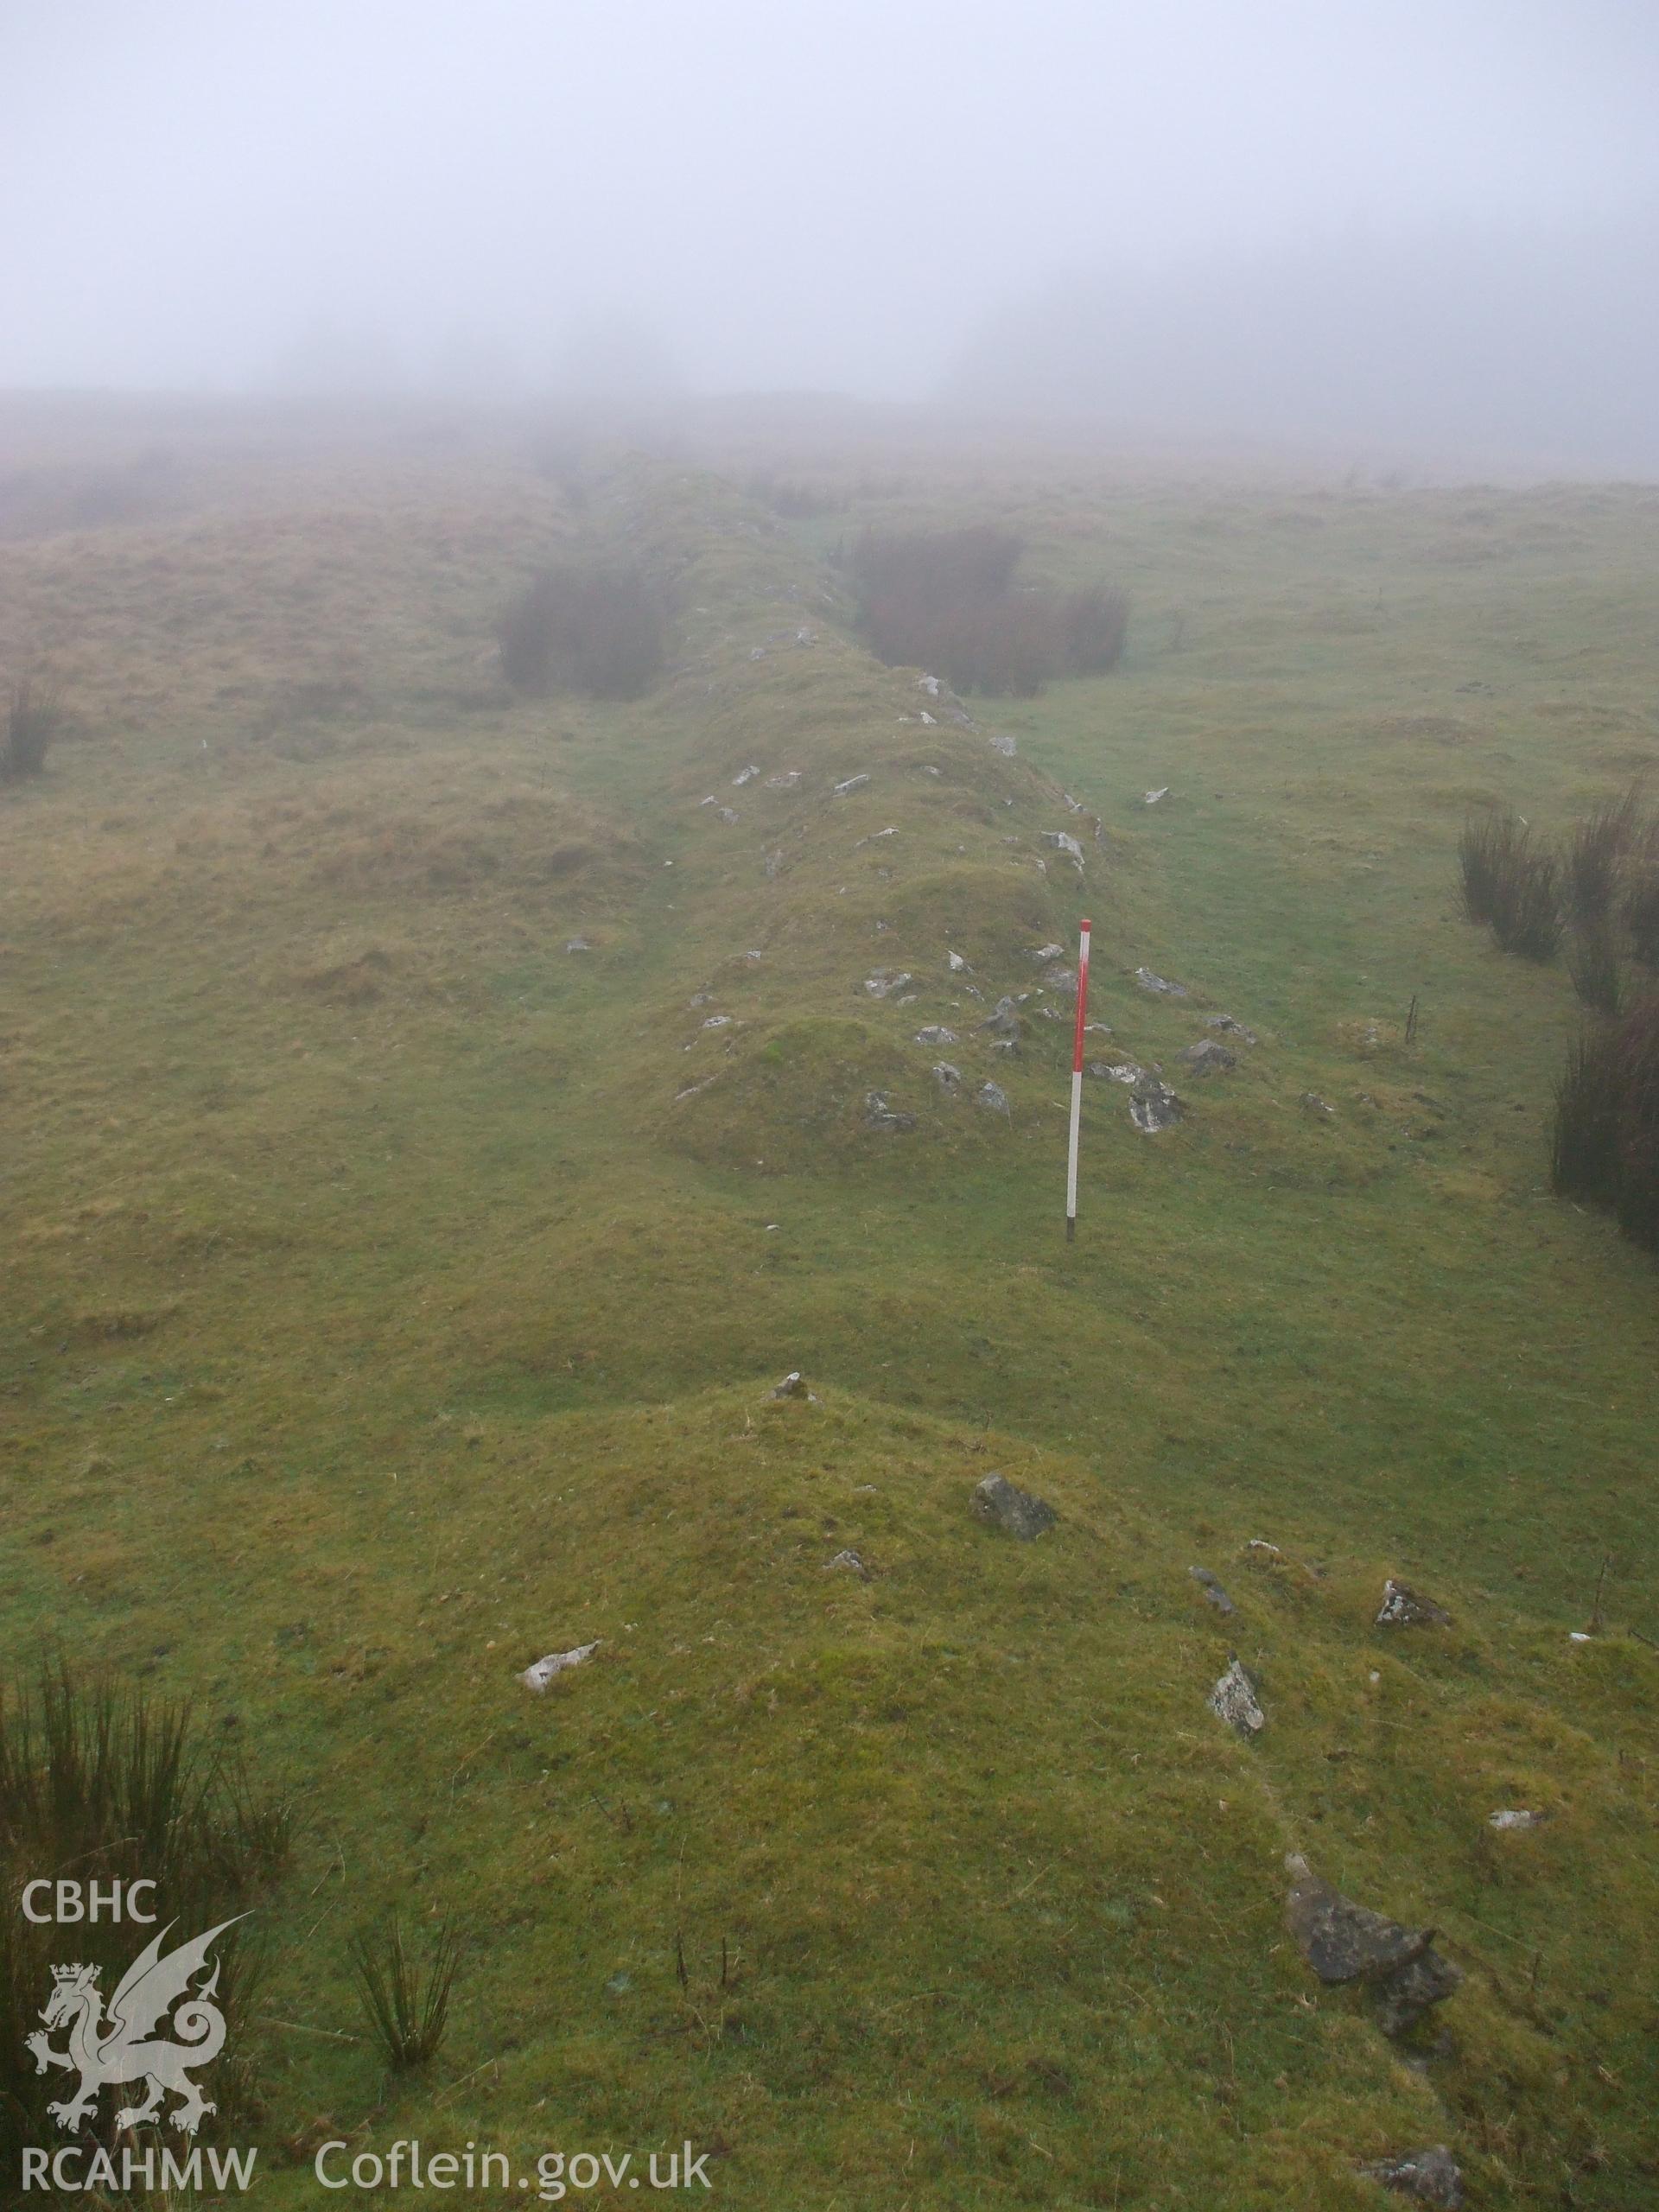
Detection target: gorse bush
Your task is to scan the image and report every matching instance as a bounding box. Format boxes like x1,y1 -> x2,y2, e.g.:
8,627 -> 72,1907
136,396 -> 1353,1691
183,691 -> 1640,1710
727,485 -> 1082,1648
1568,920 -> 1624,1014
2,674 -> 69,781
850,527 -> 1127,696
1549,997 -> 1659,1252
499,562 -> 667,699
0,1665 -> 289,2167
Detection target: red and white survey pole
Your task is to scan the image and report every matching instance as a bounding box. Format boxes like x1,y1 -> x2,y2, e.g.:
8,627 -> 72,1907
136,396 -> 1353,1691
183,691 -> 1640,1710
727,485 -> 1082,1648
1065,918 -> 1091,1242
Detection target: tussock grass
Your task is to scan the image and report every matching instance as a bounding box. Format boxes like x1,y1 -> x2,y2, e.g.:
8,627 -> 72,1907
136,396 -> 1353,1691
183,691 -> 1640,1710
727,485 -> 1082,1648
1565,782 -> 1644,925
1,672 -> 68,780
0,1664 -> 289,2168
1551,998 -> 1659,1250
347,1914 -> 461,2071
1458,804 -> 1562,958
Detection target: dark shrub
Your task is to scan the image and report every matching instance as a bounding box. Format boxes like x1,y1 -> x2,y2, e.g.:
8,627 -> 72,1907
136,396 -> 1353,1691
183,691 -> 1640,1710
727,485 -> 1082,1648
1458,804 -> 1522,925
1491,842 -> 1562,960
1549,997 -> 1659,1252
1624,851 -> 1659,968
1458,804 -> 1560,958
853,525 -> 1023,617
1,674 -> 68,780
0,1665 -> 289,2167
1057,585 -> 1130,674
1551,1025 -> 1626,1205
499,563 -> 667,699
929,594 -> 1061,698
852,527 -> 1125,696
1565,784 -> 1643,925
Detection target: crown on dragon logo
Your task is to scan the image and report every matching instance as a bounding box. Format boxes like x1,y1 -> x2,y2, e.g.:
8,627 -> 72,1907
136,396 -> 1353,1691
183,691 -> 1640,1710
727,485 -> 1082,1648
50,1963 -> 99,1988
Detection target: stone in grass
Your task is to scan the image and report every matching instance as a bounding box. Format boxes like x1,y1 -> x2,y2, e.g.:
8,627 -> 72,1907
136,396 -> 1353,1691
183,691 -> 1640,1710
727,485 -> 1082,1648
520,1641 -> 601,1693
1488,1808 -> 1548,1832
1359,2148 -> 1465,2209
1189,1566 -> 1236,1617
1088,1059 -> 1145,1085
864,1091 -> 916,1133
1179,1039 -> 1236,1077
972,1472 -> 1057,1540
915,1025 -> 958,1046
1376,1579 -> 1452,1629
770,1370 -> 808,1399
1040,830 -> 1085,865
564,936 -> 593,953
1284,1853 -> 1463,2036
1205,1014 -> 1257,1044
832,772 -> 871,796
977,1080 -> 1011,1116
864,969 -> 913,999
1135,966 -> 1188,997
932,1062 -> 962,1090
824,1548 -> 872,1580
980,995 -> 1022,1039
1130,1077 -> 1183,1133
1209,1657 -> 1264,1736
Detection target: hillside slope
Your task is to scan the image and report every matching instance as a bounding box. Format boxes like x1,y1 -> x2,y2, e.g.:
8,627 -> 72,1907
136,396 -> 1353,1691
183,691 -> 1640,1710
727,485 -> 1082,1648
2,438 -> 1656,2207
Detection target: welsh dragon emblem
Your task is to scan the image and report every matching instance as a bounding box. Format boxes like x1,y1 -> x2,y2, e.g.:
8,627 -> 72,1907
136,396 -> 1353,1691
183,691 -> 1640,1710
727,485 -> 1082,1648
26,1916 -> 244,2137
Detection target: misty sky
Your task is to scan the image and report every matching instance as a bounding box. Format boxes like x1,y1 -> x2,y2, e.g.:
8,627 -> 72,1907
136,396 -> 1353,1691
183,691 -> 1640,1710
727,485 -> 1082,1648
3,0 -> 1656,429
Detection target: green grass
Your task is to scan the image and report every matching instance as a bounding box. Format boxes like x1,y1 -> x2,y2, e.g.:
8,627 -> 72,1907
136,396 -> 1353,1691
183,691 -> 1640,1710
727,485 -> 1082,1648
2,425 -> 1657,2205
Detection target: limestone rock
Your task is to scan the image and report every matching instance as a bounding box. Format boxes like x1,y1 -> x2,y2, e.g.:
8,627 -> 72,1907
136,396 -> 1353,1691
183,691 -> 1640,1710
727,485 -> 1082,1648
1189,1566 -> 1236,1616
972,1472 -> 1056,1539
1130,1076 -> 1183,1133
833,772 -> 871,796
1359,2148 -> 1464,2209
1205,1014 -> 1257,1044
1209,1658 -> 1264,1735
520,1641 -> 601,1693
915,1025 -> 957,1046
865,1090 -> 916,1133
1284,1854 -> 1463,2035
1135,966 -> 1188,997
977,1080 -> 1011,1116
1179,1039 -> 1236,1077
1376,1580 -> 1452,1629
1041,830 -> 1085,865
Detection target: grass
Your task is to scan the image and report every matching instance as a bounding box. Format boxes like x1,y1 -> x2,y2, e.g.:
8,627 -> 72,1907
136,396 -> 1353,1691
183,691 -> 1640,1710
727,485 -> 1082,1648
0,1665 -> 288,2171
348,1913 -> 461,2070
2,410 -> 1659,2204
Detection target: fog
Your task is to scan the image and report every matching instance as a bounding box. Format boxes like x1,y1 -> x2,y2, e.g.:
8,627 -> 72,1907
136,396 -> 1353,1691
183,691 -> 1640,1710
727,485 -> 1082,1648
3,0 -> 1656,467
